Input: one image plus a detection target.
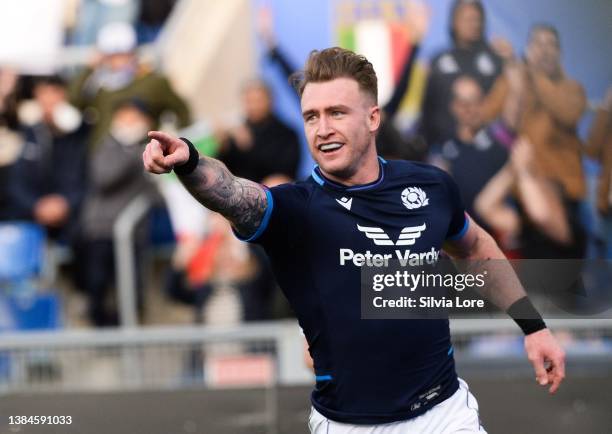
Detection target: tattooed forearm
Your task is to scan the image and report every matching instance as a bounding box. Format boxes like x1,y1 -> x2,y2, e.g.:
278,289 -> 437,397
178,157 -> 267,237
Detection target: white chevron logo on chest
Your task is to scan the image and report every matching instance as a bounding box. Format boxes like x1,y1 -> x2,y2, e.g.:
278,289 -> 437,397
356,223 -> 427,246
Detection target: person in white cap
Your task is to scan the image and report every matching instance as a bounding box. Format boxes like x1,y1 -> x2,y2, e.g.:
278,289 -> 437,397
69,22 -> 191,149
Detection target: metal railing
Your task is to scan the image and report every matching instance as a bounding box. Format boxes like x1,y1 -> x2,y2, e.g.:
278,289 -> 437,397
113,194 -> 154,328
0,321 -> 291,433
1,319 -> 612,431
1,319 -> 611,388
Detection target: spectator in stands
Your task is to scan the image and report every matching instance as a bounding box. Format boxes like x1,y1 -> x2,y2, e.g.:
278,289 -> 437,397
475,137 -> 586,259
482,23 -> 587,203
215,79 -> 301,182
75,98 -> 157,326
429,76 -> 510,229
7,75 -> 87,241
69,22 -> 191,149
257,2 -> 430,161
585,86 -> 612,258
420,0 -> 509,148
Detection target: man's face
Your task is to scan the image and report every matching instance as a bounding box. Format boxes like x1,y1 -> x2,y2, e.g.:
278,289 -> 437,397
105,52 -> 136,71
453,4 -> 482,45
451,78 -> 483,132
527,29 -> 561,77
113,105 -> 151,128
34,83 -> 66,120
111,105 -> 152,145
242,85 -> 272,124
301,77 -> 379,180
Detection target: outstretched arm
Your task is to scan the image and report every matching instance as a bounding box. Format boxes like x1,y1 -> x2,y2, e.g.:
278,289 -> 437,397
143,131 -> 267,238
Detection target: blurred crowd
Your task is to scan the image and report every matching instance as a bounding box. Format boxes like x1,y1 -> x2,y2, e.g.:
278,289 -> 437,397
0,0 -> 610,329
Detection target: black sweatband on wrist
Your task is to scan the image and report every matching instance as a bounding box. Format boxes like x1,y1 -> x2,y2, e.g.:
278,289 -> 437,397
507,296 -> 547,335
173,137 -> 199,176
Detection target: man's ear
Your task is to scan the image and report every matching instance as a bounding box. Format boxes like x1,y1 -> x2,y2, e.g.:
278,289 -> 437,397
368,105 -> 381,133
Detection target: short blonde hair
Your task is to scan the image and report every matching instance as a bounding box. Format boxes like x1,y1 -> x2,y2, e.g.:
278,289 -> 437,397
292,47 -> 378,103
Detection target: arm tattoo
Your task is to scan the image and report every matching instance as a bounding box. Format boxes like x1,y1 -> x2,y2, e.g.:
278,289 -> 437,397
178,156 -> 267,237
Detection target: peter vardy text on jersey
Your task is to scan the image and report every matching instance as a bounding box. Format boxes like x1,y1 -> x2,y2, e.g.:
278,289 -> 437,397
339,248 -> 440,267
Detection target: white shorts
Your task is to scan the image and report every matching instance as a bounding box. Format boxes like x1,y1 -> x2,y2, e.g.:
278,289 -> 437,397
308,378 -> 487,434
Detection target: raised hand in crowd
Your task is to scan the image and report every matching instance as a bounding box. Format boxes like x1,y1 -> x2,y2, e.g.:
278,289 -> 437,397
403,0 -> 431,43
256,3 -> 276,50
491,36 -> 515,62
505,59 -> 526,93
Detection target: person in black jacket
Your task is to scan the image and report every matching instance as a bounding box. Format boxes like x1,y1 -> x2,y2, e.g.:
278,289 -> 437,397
216,79 -> 301,183
420,0 -> 509,148
8,75 -> 87,242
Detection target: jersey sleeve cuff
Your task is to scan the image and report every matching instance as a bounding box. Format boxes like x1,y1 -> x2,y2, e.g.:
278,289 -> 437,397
232,187 -> 274,242
446,213 -> 469,241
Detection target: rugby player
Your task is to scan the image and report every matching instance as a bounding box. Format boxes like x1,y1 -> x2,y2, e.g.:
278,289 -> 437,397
143,47 -> 565,433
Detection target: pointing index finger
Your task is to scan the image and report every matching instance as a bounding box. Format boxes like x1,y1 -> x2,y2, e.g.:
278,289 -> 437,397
149,139 -> 164,160
148,131 -> 174,148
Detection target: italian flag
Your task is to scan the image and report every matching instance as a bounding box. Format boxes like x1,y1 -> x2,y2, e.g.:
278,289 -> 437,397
337,19 -> 427,127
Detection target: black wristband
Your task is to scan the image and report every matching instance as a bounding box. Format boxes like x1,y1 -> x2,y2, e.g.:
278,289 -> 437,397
173,137 -> 199,176
507,296 -> 547,335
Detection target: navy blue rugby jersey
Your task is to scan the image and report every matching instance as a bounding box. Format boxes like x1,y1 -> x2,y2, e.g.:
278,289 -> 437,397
236,157 -> 469,425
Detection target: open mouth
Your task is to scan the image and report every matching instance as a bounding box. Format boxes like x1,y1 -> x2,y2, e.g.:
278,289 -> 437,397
318,142 -> 344,154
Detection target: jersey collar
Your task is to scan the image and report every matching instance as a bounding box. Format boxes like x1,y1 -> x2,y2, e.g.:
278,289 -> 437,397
311,156 -> 387,192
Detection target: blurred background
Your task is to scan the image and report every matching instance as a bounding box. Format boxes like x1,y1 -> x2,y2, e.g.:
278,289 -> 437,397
0,0 -> 611,433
